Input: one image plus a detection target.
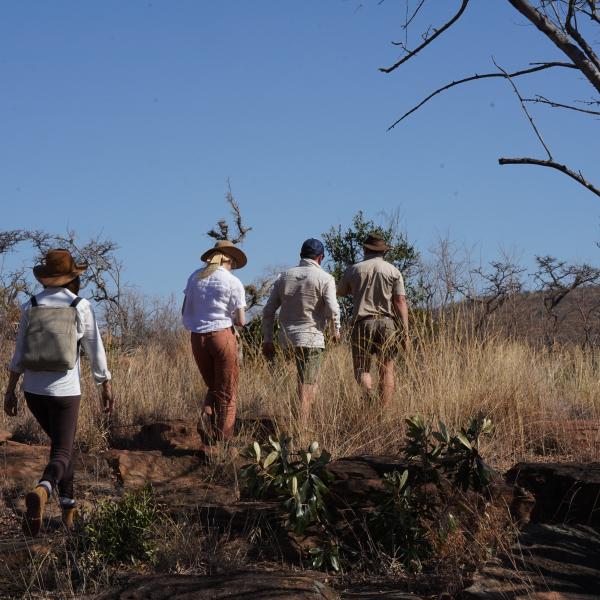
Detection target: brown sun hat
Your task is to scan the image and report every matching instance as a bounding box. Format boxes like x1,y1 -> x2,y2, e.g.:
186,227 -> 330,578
362,232 -> 391,253
33,248 -> 88,286
200,240 -> 247,269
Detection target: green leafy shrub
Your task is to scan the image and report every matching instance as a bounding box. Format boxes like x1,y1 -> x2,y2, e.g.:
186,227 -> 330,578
240,415 -> 495,574
240,435 -> 334,535
404,413 -> 494,491
74,485 -> 163,570
309,540 -> 343,572
368,469 -> 436,572
367,413 -> 495,571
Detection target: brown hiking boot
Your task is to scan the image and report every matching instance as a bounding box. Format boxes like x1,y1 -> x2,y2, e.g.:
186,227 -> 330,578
62,506 -> 77,530
22,486 -> 49,537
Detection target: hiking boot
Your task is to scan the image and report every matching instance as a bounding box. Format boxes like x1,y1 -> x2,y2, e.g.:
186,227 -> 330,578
22,486 -> 49,537
62,506 -> 77,530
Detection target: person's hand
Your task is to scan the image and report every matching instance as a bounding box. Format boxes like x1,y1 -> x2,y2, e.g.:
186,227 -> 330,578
4,390 -> 18,417
262,341 -> 275,359
100,380 -> 114,414
333,330 -> 342,343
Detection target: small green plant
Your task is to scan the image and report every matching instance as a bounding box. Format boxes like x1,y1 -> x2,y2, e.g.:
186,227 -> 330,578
445,414 -> 494,491
403,413 -> 494,491
74,485 -> 163,570
368,469 -> 436,572
404,415 -> 444,484
367,414 -> 495,572
240,435 -> 334,534
308,540 -> 343,572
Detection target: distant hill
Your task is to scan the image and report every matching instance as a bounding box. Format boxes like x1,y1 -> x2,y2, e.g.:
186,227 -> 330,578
462,286 -> 600,347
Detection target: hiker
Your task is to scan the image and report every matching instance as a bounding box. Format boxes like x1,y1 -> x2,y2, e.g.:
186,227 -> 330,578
337,232 -> 409,406
262,238 -> 341,426
182,240 -> 247,443
3,249 -> 113,536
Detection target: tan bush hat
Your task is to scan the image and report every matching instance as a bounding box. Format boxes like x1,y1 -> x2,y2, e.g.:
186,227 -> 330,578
33,248 -> 88,286
362,232 -> 391,252
201,240 -> 247,269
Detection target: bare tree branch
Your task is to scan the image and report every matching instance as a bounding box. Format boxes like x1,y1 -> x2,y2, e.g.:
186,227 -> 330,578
565,0 -> 600,71
523,94 -> 600,114
402,0 -> 427,32
387,61 -> 576,130
493,58 -> 553,159
380,0 -> 470,73
507,0 -> 600,93
207,180 -> 252,244
585,0 -> 600,24
498,157 -> 600,197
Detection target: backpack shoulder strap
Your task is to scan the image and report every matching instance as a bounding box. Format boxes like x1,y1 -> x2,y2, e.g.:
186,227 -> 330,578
30,295 -> 38,307
70,296 -> 83,308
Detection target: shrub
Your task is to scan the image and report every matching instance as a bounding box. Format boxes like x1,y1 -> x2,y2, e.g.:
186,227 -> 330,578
74,485 -> 163,570
240,435 -> 334,535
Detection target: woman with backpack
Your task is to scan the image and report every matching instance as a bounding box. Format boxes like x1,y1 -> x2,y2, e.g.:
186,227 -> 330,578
3,249 -> 113,536
182,240 -> 246,446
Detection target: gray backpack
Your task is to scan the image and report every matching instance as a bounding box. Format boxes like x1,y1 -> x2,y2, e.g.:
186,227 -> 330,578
21,295 -> 82,372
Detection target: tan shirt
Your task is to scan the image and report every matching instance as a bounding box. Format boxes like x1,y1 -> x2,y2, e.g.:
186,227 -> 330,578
262,258 -> 341,348
337,256 -> 406,324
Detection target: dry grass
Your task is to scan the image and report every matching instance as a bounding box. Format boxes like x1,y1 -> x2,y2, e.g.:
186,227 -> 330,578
1,321 -> 599,468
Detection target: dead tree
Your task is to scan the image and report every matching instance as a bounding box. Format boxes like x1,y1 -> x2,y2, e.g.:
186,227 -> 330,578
534,255 -> 600,344
207,180 -> 252,244
0,228 -> 127,338
380,0 -> 600,197
469,259 -> 526,336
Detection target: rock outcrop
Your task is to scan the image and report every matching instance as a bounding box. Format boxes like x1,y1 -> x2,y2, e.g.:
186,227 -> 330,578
97,572 -> 338,600
506,462 -> 600,525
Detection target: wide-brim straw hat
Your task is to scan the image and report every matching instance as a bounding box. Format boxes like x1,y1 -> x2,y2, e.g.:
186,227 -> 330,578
201,240 -> 247,269
362,233 -> 391,253
33,248 -> 88,286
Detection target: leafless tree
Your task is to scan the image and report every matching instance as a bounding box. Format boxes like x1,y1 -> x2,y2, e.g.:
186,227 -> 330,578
571,285 -> 600,347
468,257 -> 526,335
0,228 -> 131,339
207,180 -> 253,244
427,235 -> 476,309
534,254 -> 600,343
380,0 -> 600,197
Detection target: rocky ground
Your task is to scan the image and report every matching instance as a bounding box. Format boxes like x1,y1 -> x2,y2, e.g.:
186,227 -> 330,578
1,420 -> 599,599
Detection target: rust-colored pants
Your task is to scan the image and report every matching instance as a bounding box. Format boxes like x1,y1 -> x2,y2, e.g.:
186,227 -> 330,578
190,328 -> 239,441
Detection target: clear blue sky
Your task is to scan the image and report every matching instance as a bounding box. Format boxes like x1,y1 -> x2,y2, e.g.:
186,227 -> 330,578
2,1 -> 599,298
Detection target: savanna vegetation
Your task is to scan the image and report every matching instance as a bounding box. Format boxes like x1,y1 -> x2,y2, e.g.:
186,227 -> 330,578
1,203 -> 599,597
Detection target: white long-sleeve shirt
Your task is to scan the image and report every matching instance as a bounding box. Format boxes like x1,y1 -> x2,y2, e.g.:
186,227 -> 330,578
9,287 -> 112,396
262,258 -> 341,349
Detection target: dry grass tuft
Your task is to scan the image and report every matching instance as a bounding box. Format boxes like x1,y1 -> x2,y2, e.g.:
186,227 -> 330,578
1,321 -> 599,468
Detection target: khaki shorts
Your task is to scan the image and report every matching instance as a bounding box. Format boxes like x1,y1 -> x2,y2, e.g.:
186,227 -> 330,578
293,347 -> 323,385
351,317 -> 399,374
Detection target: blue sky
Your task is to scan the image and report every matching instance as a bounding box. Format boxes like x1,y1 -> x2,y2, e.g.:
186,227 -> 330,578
2,1 -> 599,298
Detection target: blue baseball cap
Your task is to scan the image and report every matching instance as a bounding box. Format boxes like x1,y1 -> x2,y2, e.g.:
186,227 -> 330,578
300,238 -> 325,258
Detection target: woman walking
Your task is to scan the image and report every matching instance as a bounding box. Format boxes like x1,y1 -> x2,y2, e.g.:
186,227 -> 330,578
3,249 -> 113,536
182,240 -> 246,444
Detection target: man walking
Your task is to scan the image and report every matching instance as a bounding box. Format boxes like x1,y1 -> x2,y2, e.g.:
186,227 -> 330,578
337,232 -> 409,407
262,238 -> 340,426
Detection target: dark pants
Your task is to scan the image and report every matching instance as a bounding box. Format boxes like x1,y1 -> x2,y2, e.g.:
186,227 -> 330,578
24,392 -> 81,500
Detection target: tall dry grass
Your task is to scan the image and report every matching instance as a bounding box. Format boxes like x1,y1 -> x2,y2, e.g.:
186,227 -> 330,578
2,317 -> 599,469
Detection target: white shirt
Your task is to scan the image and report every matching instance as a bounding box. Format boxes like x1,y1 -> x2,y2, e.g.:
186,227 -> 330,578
262,258 -> 341,348
182,266 -> 246,334
9,288 -> 112,396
